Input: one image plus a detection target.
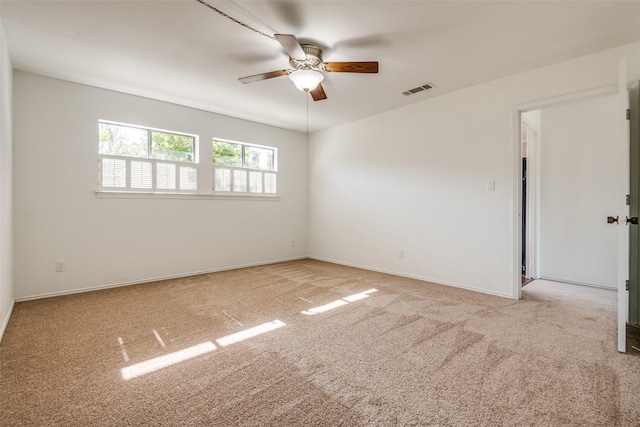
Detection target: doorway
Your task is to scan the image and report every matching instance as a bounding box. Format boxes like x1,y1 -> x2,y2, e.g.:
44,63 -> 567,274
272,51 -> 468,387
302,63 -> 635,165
515,86 -> 625,300
528,95 -> 619,289
515,61 -> 634,352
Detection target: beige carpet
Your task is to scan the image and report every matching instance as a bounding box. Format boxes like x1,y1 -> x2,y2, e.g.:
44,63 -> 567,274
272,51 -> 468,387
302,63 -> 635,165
1,260 -> 639,426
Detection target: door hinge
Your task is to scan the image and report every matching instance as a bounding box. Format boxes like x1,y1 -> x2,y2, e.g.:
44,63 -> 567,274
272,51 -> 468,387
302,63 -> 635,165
626,280 -> 630,291
627,109 -> 631,120
627,194 -> 631,205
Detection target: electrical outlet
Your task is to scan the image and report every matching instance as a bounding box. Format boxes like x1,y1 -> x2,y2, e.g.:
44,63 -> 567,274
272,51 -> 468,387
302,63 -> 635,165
55,260 -> 65,272
398,250 -> 404,259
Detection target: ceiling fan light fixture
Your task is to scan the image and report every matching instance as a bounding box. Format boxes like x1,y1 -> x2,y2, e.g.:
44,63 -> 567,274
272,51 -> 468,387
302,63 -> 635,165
289,70 -> 324,92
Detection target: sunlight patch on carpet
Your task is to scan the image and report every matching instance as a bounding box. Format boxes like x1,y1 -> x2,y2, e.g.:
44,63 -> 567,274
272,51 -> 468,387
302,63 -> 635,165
302,299 -> 349,315
216,320 -> 286,347
152,329 -> 167,348
302,289 -> 378,315
117,337 -> 129,363
121,341 -> 217,380
121,320 -> 287,380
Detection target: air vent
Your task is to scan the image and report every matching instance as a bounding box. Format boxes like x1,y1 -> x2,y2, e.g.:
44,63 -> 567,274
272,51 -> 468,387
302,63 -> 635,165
402,83 -> 435,96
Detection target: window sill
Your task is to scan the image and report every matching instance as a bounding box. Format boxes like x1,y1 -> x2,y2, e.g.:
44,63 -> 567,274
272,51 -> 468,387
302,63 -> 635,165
95,191 -> 280,201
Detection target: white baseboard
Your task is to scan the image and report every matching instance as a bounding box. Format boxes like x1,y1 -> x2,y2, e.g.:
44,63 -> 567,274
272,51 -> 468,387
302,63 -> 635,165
14,255 -> 517,303
0,299 -> 15,344
15,256 -> 308,302
537,276 -> 617,290
308,256 -> 513,299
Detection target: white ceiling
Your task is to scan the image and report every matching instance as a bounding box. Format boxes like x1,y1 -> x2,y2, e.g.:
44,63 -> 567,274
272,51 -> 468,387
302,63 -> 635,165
2,0 -> 640,133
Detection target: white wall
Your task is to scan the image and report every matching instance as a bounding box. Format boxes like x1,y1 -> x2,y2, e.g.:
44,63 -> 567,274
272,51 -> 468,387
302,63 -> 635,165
13,72 -> 308,299
309,41 -> 640,298
0,22 -> 13,340
539,94 -> 619,288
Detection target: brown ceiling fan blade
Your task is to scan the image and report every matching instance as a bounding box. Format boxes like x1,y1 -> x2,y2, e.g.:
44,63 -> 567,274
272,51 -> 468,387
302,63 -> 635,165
323,62 -> 379,73
274,34 -> 307,61
310,83 -> 327,101
238,70 -> 291,84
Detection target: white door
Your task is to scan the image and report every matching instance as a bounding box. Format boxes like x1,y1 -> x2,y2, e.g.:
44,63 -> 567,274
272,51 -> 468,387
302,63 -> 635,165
617,59 -> 630,353
538,94 -> 620,288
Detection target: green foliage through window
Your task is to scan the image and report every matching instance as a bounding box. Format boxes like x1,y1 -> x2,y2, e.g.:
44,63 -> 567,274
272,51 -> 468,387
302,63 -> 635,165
212,140 -> 274,171
99,122 -> 195,162
213,141 -> 242,167
152,132 -> 194,162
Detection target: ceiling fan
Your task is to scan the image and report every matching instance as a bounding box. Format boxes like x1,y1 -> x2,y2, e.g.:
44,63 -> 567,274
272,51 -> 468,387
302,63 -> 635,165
238,34 -> 379,101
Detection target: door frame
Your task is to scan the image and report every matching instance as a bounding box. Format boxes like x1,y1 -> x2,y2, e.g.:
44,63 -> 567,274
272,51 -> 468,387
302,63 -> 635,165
521,115 -> 540,280
512,84 -> 620,301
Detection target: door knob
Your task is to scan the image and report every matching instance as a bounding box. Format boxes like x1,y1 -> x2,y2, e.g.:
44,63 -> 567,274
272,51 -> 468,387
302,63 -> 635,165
607,216 -> 619,224
626,216 -> 639,225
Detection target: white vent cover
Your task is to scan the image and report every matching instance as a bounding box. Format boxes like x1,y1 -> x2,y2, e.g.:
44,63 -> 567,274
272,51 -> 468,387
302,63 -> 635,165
402,83 -> 434,96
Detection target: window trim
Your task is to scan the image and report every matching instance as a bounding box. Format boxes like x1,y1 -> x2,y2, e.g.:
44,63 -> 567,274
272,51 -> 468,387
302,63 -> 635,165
98,120 -> 199,194
212,137 -> 278,196
95,121 -> 281,199
95,191 -> 280,201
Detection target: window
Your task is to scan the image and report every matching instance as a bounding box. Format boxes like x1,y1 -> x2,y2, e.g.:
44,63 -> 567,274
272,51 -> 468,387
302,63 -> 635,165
98,121 -> 197,193
97,121 -> 278,198
213,140 -> 277,194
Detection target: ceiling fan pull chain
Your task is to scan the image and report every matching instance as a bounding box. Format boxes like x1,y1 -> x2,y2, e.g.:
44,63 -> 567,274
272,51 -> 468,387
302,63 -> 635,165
194,0 -> 276,41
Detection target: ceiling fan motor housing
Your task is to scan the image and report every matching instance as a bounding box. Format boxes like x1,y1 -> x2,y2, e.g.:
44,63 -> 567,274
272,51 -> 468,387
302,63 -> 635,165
290,44 -> 323,70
